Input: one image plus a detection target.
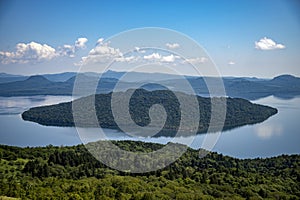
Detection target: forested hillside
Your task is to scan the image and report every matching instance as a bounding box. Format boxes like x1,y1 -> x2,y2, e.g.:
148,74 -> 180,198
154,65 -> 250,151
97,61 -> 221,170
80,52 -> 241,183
0,141 -> 299,199
22,89 -> 277,137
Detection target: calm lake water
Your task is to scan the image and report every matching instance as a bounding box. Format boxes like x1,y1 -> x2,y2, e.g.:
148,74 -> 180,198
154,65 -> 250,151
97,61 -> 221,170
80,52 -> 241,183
0,95 -> 299,158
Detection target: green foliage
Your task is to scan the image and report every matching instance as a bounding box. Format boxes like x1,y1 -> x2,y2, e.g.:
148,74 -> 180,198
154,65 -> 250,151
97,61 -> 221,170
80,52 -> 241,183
0,141 -> 299,199
22,89 -> 277,136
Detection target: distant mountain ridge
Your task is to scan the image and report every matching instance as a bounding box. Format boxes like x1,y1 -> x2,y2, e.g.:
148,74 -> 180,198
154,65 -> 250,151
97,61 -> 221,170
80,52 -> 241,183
42,72 -> 77,82
25,75 -> 52,83
0,73 -> 27,83
0,72 -> 24,78
269,74 -> 300,85
0,71 -> 300,100
0,75 -> 69,96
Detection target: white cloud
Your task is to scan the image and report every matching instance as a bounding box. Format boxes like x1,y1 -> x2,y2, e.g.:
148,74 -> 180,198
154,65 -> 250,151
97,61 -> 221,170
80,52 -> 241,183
115,56 -> 135,62
78,39 -> 123,65
58,45 -> 75,57
161,54 -> 175,62
0,41 -> 56,64
228,61 -> 235,65
96,38 -> 104,45
143,53 -> 178,63
143,53 -> 161,60
184,57 -> 208,64
255,37 -> 285,50
59,37 -> 88,57
0,37 -> 89,64
166,43 -> 180,49
78,39 -> 182,66
89,44 -> 121,56
75,37 -> 88,49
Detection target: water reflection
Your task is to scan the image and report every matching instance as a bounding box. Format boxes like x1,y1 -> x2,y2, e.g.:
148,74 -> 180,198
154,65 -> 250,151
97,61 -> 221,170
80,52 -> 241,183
254,124 -> 282,139
0,96 -> 73,115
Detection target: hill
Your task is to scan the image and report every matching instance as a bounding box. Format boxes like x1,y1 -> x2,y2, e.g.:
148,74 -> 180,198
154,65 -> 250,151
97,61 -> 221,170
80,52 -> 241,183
0,73 -> 27,84
42,72 -> 77,82
0,75 -> 73,96
0,141 -> 299,199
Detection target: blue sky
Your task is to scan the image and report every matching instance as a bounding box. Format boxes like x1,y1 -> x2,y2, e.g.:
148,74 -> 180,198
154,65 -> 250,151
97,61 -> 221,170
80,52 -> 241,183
0,0 -> 299,77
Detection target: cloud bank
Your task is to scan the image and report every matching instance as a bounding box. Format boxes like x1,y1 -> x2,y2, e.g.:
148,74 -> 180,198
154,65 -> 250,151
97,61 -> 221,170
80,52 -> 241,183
1,37 -> 207,68
78,40 -> 123,65
0,42 -> 56,64
78,38 -> 196,67
0,37 -> 88,64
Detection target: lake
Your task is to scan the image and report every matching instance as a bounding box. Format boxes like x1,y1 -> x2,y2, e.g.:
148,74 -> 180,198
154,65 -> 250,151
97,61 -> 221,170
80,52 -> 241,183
0,95 -> 299,159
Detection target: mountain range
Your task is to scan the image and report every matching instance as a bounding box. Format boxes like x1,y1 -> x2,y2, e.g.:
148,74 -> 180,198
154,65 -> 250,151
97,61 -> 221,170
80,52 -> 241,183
0,70 -> 300,100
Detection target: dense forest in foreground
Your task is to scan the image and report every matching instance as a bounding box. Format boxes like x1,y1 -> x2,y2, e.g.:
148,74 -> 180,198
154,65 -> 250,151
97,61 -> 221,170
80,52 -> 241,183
22,89 -> 277,137
0,141 -> 299,199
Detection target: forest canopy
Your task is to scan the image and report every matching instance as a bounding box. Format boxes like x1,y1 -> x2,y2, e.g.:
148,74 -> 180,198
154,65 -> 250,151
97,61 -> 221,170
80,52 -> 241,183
0,141 -> 299,199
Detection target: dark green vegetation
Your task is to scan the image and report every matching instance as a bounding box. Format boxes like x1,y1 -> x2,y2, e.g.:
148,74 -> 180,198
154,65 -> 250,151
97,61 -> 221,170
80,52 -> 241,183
22,89 -> 277,137
1,71 -> 300,100
0,141 -> 299,199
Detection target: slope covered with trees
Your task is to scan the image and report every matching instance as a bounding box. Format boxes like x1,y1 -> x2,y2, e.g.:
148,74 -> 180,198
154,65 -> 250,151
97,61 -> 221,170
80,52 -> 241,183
0,141 -> 299,199
22,89 -> 277,136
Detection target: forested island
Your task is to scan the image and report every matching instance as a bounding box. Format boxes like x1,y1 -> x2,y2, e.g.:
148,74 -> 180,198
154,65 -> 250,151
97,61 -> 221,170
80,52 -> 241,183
22,89 -> 277,136
0,141 -> 299,199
